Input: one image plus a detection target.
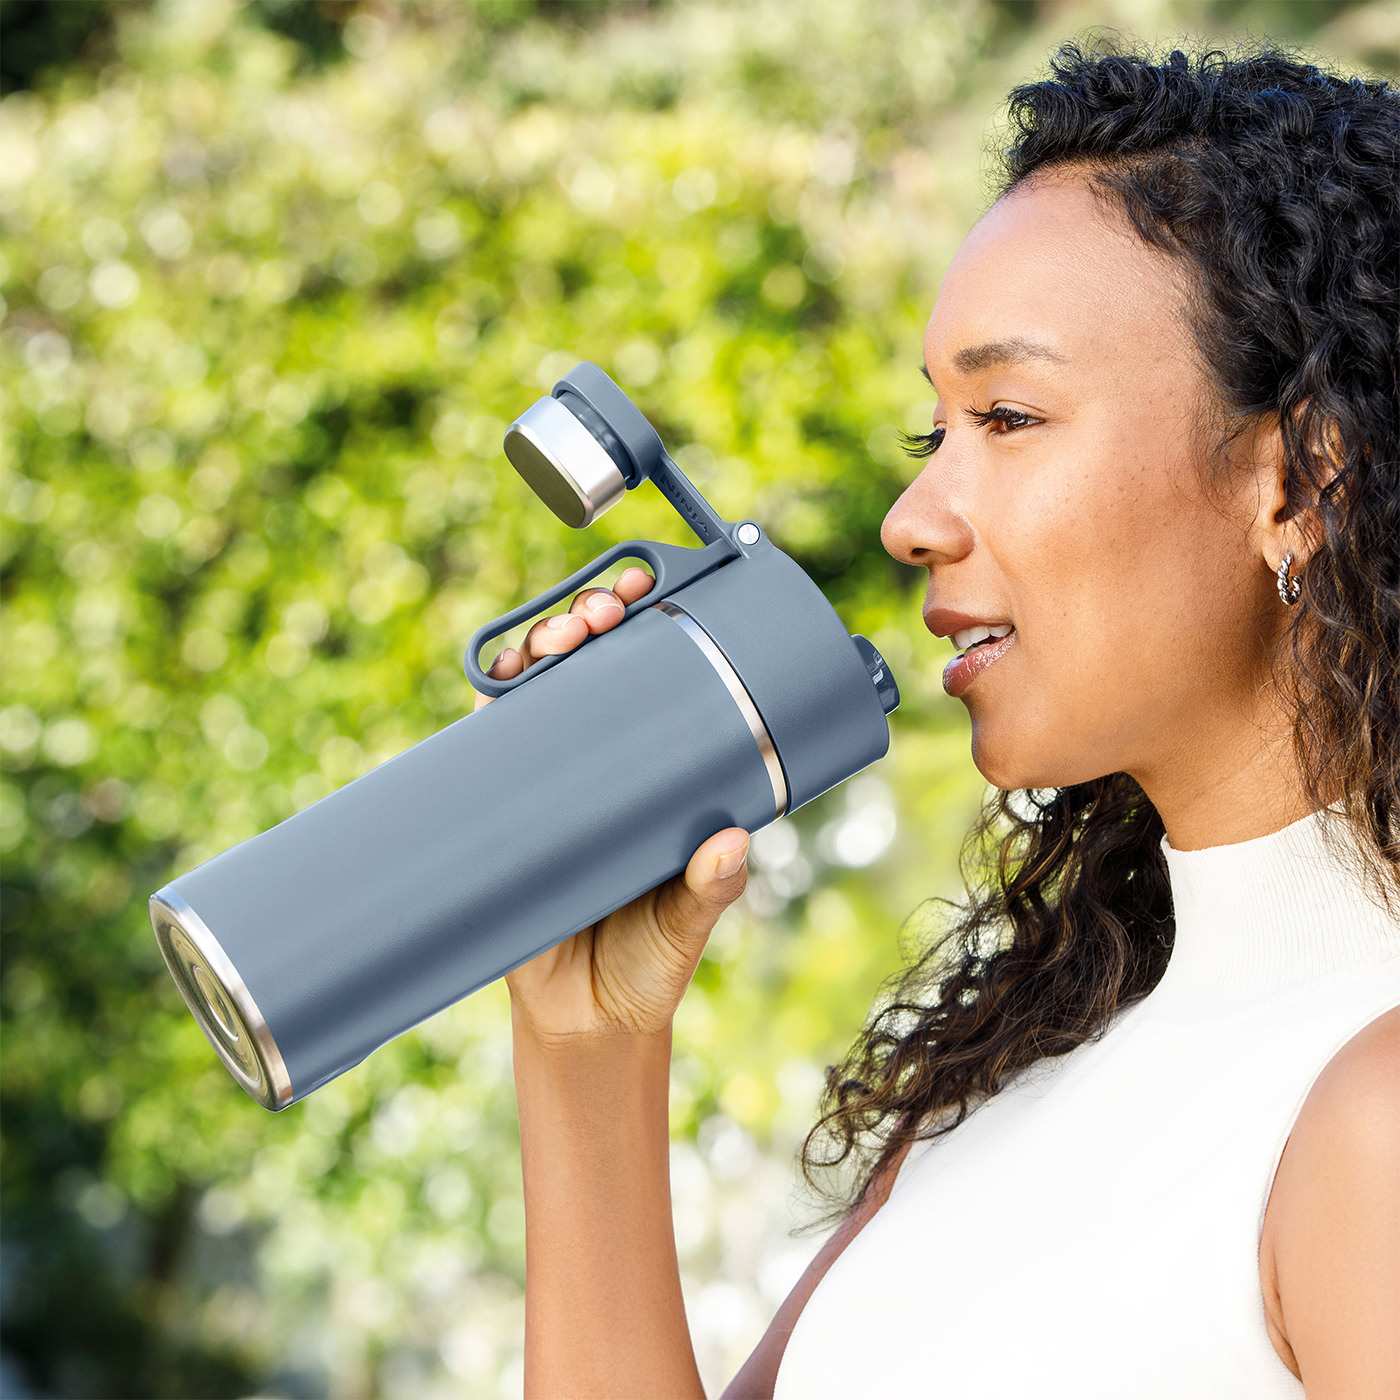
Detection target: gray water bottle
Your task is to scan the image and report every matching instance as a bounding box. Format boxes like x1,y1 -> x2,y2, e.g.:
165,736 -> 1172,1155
149,361 -> 899,1111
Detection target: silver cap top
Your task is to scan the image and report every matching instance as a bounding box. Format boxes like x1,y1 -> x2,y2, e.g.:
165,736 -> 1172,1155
503,395 -> 628,529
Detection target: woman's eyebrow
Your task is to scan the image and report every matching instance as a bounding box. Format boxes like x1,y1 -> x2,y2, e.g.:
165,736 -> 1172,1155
920,337 -> 1069,385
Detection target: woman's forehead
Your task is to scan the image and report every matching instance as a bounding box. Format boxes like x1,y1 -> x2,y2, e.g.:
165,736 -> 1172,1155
923,177 -> 1192,383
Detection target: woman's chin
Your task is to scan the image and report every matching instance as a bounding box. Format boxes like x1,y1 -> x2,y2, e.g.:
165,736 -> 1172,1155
968,736 -> 1028,791
968,724 -> 1080,794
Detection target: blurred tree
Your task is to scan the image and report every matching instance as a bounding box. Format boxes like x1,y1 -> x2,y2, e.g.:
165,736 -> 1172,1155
245,0 -> 358,69
0,0 -> 134,93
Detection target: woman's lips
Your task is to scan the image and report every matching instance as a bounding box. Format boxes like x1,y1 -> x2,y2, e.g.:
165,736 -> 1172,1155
942,628 -> 1017,698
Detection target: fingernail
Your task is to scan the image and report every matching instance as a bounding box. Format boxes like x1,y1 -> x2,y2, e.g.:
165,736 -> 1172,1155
587,593 -> 623,614
489,651 -> 503,671
715,836 -> 749,878
546,615 -> 575,630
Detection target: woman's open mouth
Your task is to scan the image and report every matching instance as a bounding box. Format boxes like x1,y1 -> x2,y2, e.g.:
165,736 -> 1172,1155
942,626 -> 1017,698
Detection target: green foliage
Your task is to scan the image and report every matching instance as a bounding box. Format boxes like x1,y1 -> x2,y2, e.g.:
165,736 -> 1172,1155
0,0 -> 1386,1394
0,0 -> 130,94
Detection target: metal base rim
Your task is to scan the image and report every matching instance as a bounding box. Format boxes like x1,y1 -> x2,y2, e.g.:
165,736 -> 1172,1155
150,889 -> 294,1111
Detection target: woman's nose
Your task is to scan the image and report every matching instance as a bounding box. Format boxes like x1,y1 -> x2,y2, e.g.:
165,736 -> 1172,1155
880,484 -> 973,568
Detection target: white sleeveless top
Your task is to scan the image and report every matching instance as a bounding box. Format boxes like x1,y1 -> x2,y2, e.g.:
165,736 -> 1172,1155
773,803 -> 1400,1398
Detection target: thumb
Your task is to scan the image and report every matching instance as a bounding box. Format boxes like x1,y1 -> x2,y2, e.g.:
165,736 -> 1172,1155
652,827 -> 750,949
698,826 -> 751,888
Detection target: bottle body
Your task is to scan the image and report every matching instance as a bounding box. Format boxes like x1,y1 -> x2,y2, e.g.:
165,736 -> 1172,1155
152,602 -> 789,1110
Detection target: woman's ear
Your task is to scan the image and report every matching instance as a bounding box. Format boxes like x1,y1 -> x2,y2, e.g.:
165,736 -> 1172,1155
1250,398 -> 1345,578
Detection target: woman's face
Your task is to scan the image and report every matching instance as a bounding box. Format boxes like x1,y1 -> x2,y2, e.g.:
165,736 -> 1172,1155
881,170 -> 1290,797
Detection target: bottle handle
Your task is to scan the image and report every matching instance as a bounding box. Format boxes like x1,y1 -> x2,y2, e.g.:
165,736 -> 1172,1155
464,534 -> 739,698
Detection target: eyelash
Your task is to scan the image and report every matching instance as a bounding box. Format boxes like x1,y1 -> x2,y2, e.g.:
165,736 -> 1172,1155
897,405 -> 1039,459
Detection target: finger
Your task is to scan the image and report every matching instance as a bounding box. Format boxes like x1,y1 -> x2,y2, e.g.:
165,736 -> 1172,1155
569,586 -> 626,634
694,826 -> 751,887
503,568 -> 657,669
473,646 -> 523,711
613,567 -> 655,605
651,827 -> 750,951
519,609 -> 588,665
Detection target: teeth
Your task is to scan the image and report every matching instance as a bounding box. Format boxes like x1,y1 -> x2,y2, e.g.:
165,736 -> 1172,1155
952,622 -> 1014,650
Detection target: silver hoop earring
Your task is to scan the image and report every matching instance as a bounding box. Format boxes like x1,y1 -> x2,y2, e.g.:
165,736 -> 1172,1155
1276,551 -> 1301,605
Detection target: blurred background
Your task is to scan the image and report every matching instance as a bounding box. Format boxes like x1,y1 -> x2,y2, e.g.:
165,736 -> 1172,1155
1,0 -> 1393,1395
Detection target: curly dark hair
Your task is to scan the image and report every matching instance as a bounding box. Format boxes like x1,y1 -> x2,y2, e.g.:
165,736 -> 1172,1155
796,35 -> 1400,1233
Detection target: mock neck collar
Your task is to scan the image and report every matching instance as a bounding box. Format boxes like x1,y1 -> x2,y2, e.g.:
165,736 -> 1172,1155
1150,802 -> 1400,1011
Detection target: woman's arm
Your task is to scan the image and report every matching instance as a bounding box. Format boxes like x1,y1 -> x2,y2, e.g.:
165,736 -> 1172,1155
512,1008 -> 705,1400
1265,1006 -> 1400,1399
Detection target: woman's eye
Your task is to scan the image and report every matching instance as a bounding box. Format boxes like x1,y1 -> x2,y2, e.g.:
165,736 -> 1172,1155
897,425 -> 945,459
967,404 -> 1038,432
896,405 -> 1040,460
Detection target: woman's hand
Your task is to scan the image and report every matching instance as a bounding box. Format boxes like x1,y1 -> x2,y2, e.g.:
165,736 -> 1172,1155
473,566 -> 751,1045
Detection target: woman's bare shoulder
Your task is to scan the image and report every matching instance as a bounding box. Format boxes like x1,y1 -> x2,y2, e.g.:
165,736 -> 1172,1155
1259,1004 -> 1400,1394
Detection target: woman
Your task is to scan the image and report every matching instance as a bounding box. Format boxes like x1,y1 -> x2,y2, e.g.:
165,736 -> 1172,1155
475,39 -> 1400,1398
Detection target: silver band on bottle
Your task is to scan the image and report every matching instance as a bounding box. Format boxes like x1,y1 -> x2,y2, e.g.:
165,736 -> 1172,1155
652,599 -> 789,820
